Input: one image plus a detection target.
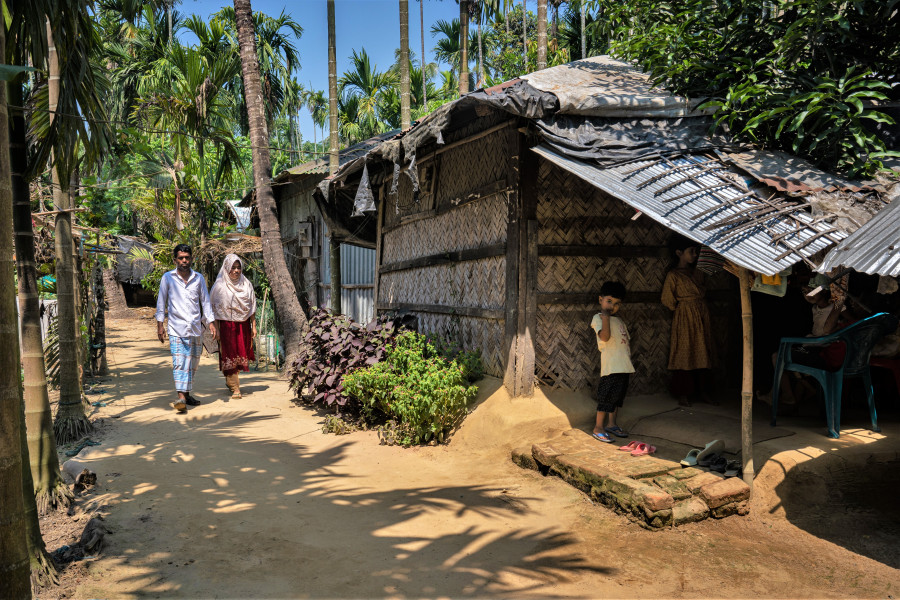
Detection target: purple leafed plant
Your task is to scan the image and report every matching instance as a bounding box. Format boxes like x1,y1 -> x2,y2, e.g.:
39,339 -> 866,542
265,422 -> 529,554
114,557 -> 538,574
288,308 -> 400,408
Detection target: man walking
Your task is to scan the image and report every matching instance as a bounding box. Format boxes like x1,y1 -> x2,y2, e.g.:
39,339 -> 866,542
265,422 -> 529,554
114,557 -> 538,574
156,244 -> 217,412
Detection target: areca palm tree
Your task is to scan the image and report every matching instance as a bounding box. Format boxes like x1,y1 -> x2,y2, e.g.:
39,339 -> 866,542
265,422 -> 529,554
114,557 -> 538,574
431,18 -> 477,88
6,0 -> 109,585
537,0 -> 548,69
100,4 -> 175,125
133,41 -> 242,259
458,0 -> 469,94
304,88 -> 327,151
399,0 -> 411,129
213,7 -> 303,131
339,48 -> 397,126
0,20 -> 30,596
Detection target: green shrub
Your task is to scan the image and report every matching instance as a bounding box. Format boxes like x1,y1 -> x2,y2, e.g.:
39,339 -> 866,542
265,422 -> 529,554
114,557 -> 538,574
342,331 -> 478,447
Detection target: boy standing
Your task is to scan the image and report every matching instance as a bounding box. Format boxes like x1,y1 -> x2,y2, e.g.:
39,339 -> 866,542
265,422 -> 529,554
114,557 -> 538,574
590,281 -> 635,443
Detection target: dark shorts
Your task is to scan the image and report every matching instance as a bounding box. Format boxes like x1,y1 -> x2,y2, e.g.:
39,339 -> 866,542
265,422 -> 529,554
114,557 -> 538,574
594,373 -> 630,413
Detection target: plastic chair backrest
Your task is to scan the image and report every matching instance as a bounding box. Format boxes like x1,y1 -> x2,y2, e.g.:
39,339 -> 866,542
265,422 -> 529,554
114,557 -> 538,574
838,313 -> 899,375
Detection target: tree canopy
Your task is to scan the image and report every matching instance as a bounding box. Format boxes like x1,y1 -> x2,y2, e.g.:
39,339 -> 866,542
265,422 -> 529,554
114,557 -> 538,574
588,0 -> 900,176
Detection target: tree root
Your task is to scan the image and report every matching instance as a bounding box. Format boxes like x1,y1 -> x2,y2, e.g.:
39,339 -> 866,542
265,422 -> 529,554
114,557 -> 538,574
54,414 -> 93,446
29,545 -> 59,589
35,480 -> 75,516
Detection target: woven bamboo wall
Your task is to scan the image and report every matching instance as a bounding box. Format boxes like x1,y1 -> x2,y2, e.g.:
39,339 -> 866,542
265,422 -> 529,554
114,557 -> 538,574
382,193 -> 508,264
377,114 -> 514,378
380,256 -> 505,309
535,159 -> 737,395
415,313 -> 506,376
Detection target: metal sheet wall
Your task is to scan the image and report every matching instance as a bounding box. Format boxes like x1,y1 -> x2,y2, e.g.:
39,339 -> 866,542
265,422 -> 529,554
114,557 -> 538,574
320,235 -> 376,324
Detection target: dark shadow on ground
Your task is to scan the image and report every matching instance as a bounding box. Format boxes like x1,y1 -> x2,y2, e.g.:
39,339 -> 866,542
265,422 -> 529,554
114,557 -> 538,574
772,438 -> 900,569
67,408 -> 613,598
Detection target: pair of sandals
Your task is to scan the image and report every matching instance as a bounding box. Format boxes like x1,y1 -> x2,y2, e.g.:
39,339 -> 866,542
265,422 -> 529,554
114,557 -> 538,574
619,440 -> 656,456
699,453 -> 742,477
680,439 -> 741,477
591,426 -> 628,444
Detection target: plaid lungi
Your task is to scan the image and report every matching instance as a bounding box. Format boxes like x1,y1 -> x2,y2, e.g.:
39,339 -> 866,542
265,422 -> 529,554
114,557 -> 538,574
170,336 -> 202,392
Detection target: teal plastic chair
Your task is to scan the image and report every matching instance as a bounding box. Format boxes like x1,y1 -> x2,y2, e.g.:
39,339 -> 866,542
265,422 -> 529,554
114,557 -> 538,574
771,312 -> 899,438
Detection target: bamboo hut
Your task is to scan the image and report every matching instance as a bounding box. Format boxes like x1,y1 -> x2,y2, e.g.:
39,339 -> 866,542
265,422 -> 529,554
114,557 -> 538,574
317,56 -> 896,487
320,57 -> 891,392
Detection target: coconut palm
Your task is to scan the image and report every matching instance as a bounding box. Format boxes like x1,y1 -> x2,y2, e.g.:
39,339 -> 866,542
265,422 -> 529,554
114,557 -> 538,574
234,0 -> 310,363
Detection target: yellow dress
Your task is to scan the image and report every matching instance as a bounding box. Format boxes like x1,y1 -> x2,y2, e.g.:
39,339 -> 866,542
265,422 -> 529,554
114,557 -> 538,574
661,268 -> 713,370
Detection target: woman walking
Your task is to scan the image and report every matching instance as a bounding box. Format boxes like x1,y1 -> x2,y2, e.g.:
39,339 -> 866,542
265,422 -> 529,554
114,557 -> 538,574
210,254 -> 257,398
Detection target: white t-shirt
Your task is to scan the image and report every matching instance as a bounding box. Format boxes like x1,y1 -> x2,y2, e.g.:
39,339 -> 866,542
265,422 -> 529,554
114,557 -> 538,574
590,313 -> 636,377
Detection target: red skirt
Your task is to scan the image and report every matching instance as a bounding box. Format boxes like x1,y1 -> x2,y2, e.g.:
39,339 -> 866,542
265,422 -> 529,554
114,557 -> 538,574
219,319 -> 255,375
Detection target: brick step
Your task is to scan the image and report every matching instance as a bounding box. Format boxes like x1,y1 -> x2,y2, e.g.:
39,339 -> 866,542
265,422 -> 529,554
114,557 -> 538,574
512,429 -> 750,528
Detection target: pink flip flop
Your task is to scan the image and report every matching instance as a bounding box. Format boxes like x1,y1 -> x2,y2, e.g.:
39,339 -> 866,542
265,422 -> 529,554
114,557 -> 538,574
631,443 -> 656,456
618,440 -> 640,452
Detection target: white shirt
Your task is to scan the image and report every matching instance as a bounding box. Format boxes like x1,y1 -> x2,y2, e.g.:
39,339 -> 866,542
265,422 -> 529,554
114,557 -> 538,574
590,313 -> 636,377
155,269 -> 214,338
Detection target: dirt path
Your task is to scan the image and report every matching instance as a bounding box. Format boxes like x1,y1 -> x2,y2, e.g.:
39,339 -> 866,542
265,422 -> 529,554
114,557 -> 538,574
61,315 -> 899,598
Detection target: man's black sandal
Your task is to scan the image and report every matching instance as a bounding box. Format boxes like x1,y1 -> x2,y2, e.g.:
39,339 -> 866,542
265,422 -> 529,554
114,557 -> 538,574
184,394 -> 201,406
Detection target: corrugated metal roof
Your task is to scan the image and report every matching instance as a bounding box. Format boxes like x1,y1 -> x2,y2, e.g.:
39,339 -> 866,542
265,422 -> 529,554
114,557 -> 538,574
283,130 -> 400,177
818,198 -> 900,276
520,56 -> 712,118
532,145 -> 846,276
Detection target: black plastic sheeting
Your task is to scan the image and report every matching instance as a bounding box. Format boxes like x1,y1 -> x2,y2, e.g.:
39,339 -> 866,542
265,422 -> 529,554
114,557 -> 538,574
333,78 -> 739,229
535,115 -> 735,164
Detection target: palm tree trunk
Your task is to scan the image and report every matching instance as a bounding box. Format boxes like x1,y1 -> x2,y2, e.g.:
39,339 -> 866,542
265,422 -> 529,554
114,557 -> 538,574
20,398 -> 59,587
399,0 -> 411,129
10,78 -> 73,516
327,0 -> 339,174
522,0 -> 527,69
551,1 -> 558,43
326,0 -> 343,316
0,18 -> 32,597
233,0 -> 309,366
91,262 -> 109,376
48,22 -> 90,445
459,0 -> 469,94
536,0 -> 547,69
477,13 -> 484,88
580,0 -> 586,59
420,0 -> 427,107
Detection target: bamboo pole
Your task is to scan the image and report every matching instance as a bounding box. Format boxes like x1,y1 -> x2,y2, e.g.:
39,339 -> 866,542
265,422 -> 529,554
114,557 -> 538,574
738,266 -> 755,490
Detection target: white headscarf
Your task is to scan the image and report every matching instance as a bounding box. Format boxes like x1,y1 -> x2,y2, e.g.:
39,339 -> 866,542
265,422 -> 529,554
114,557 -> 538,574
210,254 -> 257,322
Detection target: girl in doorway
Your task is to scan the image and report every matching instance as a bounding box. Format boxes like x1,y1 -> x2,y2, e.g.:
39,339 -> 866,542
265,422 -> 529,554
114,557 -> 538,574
661,236 -> 714,406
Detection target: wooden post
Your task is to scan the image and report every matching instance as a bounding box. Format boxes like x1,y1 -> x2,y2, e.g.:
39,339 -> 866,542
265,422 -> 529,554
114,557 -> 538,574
738,266 -> 755,490
503,127 -> 521,394
516,146 -> 539,397
373,195 -> 385,319
329,236 -> 341,315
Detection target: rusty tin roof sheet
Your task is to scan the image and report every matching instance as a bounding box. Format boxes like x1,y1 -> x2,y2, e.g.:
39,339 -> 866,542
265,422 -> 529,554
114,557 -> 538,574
532,145 -> 846,275
818,198 -> 900,277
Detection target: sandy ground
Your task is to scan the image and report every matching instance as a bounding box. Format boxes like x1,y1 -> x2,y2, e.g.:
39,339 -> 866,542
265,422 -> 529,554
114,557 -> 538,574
47,313 -> 900,598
